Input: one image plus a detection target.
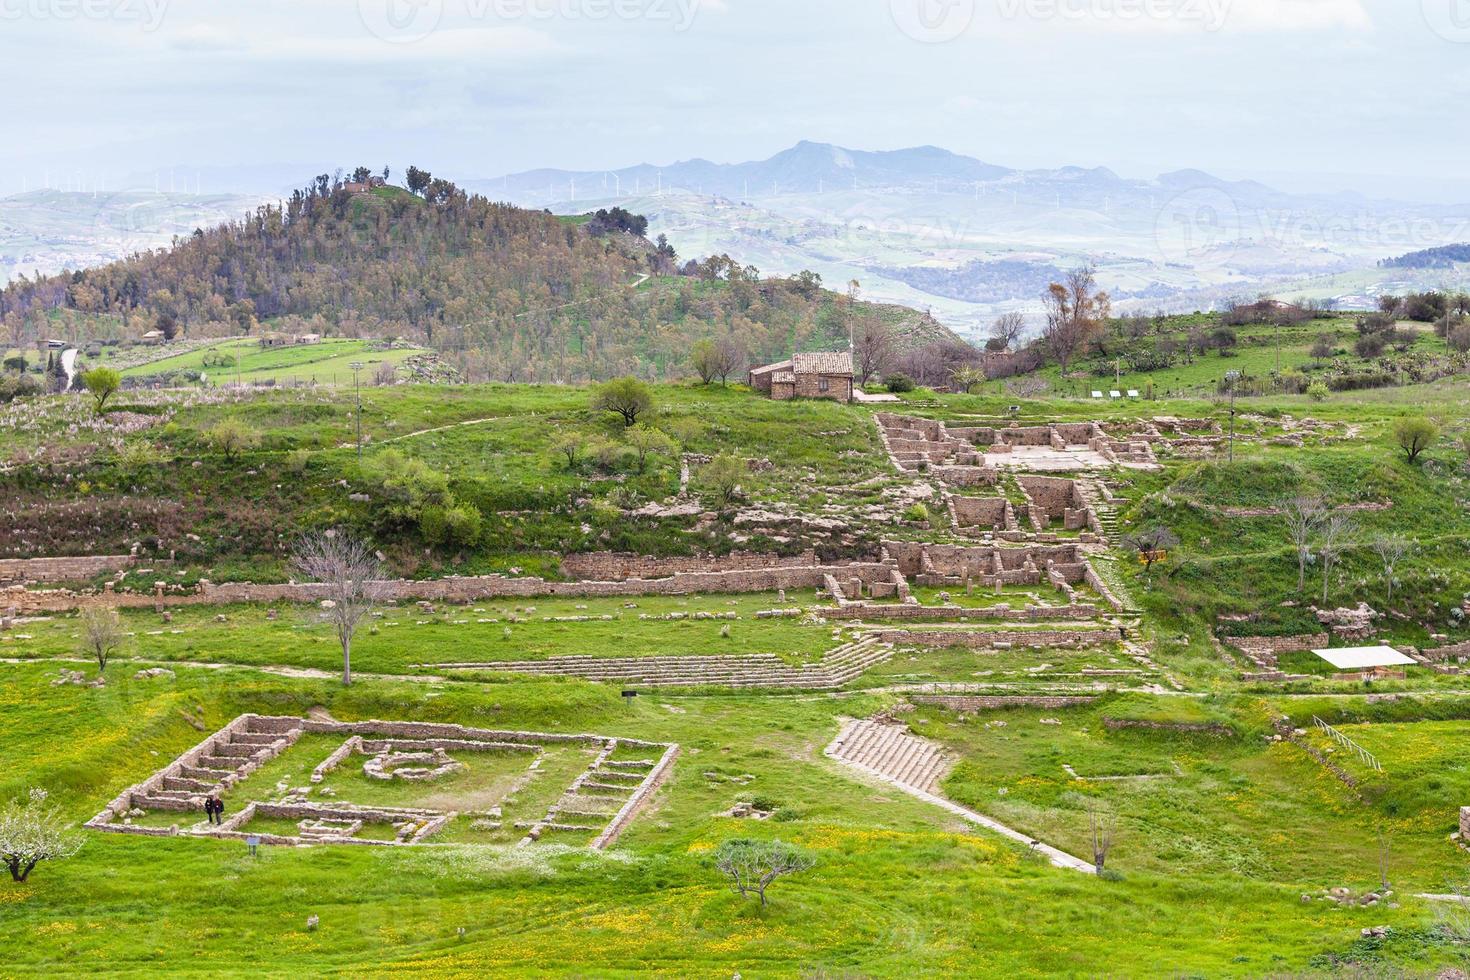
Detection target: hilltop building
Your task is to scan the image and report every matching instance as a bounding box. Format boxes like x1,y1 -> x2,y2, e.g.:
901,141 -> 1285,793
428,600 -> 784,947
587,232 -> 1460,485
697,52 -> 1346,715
749,351 -> 854,403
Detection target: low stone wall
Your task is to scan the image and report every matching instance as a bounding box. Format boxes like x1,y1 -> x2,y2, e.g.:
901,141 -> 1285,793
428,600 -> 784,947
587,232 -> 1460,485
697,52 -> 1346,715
559,550 -> 818,582
1223,633 -> 1330,669
1426,640 -> 1470,662
591,743 -> 679,851
8,560 -> 896,613
877,628 -> 1114,650
0,555 -> 134,585
1102,718 -> 1233,737
911,695 -> 1098,711
826,603 -> 1100,622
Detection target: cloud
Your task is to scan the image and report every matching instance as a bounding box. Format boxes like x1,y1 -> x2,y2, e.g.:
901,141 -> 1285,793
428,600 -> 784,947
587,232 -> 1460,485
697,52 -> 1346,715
167,25 -> 248,53
1222,0 -> 1373,33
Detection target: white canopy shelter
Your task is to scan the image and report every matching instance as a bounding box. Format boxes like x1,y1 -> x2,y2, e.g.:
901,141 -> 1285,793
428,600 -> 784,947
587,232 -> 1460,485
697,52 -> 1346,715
1312,646 -> 1415,670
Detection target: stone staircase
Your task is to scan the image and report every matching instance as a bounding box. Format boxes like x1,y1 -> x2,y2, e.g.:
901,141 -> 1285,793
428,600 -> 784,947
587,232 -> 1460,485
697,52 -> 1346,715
134,725 -> 300,810
436,637 -> 894,689
1086,555 -> 1139,615
826,719 -> 950,794
520,742 -> 655,842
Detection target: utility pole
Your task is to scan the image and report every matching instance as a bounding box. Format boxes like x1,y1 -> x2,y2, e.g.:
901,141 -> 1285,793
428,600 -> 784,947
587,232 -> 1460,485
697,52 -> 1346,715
350,362 -> 365,459
1225,370 -> 1241,463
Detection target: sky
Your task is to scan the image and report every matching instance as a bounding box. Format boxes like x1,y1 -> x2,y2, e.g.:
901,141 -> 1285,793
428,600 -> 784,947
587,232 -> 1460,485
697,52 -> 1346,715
6,0 -> 1470,201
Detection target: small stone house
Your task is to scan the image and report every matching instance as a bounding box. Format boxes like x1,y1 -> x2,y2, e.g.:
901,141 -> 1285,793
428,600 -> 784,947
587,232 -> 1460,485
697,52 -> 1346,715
749,351 -> 854,403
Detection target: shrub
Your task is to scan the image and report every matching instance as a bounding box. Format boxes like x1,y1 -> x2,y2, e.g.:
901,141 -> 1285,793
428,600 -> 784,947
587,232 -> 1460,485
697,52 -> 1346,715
0,373 -> 41,404
205,418 -> 261,460
700,455 -> 746,507
902,503 -> 930,524
285,449 -> 312,474
1306,381 -> 1329,402
884,373 -> 916,393
82,367 -> 121,411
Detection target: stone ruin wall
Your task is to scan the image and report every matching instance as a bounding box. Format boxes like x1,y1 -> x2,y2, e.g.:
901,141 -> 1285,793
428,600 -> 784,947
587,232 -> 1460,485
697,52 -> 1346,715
1462,807 -> 1470,840
559,550 -> 818,581
910,694 -> 1099,711
0,555 -> 135,584
877,628 -> 1115,650
950,495 -> 1010,529
5,559 -> 896,614
1223,633 -> 1331,669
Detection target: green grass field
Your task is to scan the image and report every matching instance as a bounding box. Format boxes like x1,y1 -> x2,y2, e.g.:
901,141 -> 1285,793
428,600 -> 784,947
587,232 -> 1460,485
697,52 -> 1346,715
111,338 -> 424,385
5,342 -> 1470,974
7,661 -> 1470,976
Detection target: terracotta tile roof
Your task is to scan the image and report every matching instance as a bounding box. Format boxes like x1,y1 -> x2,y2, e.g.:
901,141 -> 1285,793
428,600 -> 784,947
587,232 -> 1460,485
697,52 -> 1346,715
792,351 -> 853,375
772,371 -> 796,384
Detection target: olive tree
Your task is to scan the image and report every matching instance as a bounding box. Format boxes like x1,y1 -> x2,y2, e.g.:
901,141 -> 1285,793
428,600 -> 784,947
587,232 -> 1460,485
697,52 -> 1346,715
591,377 -> 653,427
713,838 -> 815,906
1393,417 -> 1439,464
290,530 -> 386,686
0,789 -> 82,883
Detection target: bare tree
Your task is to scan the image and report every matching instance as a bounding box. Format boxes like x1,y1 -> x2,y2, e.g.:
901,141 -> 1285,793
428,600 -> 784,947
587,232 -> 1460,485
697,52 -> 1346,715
1042,266 -> 1110,374
78,606 -> 126,676
853,316 -> 895,386
290,530 -> 386,686
988,311 -> 1027,351
1316,512 -> 1355,606
0,789 -> 82,883
1089,806 -> 1117,873
1282,496 -> 1325,594
711,337 -> 743,385
1371,535 -> 1414,605
713,838 -> 815,906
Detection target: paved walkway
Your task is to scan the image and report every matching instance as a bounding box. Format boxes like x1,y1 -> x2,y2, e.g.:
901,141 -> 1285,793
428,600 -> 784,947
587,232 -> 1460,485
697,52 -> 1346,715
824,718 -> 1096,874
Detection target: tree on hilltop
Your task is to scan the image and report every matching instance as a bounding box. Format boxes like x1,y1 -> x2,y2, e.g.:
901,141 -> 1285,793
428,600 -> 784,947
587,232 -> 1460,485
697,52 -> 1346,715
405,165 -> 432,196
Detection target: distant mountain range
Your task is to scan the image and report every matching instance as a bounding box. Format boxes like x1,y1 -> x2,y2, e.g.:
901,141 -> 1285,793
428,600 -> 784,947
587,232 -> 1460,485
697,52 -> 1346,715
0,189 -> 266,283
473,140 -> 1422,213
478,142 -> 1470,335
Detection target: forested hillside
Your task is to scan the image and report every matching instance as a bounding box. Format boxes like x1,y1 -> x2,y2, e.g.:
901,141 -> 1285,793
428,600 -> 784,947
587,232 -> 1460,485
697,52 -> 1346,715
0,173 -> 963,382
